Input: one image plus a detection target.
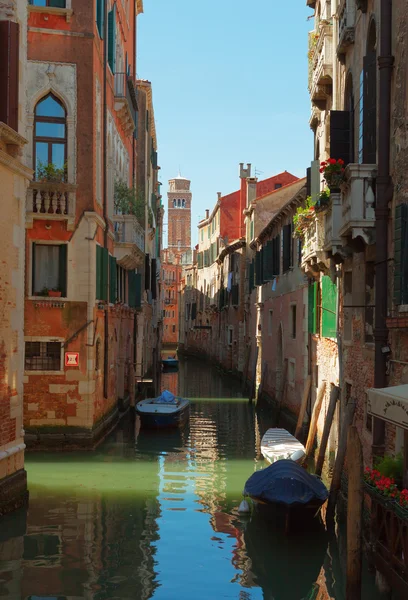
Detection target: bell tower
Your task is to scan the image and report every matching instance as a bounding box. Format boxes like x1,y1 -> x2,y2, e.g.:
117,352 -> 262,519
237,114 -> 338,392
167,175 -> 192,256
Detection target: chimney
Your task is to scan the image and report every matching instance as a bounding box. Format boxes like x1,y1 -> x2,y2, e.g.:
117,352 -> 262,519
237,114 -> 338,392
205,209 -> 209,219
247,177 -> 258,207
239,163 -> 252,179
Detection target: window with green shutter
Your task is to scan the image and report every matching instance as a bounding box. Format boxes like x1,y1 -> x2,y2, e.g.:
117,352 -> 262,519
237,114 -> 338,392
282,224 -> 292,273
249,260 -> 255,292
255,249 -> 263,286
272,235 -> 281,276
96,0 -> 104,38
394,203 -> 408,305
135,273 -> 142,308
109,255 -> 117,303
308,281 -> 317,334
96,245 -> 108,301
107,5 -> 116,74
321,275 -> 337,338
263,241 -> 274,282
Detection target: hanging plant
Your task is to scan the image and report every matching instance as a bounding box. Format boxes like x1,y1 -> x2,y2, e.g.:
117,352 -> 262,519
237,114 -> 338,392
320,159 -> 345,189
293,196 -> 316,238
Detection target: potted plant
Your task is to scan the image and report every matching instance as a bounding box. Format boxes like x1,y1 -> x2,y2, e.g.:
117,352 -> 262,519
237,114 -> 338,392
38,286 -> 49,297
49,287 -> 62,298
36,160 -> 67,183
320,158 -> 345,190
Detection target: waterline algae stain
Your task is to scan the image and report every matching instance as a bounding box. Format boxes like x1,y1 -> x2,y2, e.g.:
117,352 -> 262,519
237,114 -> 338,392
1,358 -> 381,599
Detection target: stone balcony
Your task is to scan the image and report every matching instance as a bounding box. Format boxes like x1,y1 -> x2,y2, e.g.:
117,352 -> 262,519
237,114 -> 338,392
309,24 -> 333,109
113,214 -> 145,269
339,164 -> 377,245
301,210 -> 326,273
114,73 -> 137,136
26,181 -> 77,230
323,192 -> 342,256
337,0 -> 356,58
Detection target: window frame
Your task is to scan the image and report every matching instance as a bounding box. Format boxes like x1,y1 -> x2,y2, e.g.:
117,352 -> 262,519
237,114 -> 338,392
30,0 -> 67,6
34,93 -> 67,180
31,241 -> 68,299
24,337 -> 64,374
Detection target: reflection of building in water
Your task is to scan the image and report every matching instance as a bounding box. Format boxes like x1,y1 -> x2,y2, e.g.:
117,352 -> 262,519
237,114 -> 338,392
0,511 -> 26,599
15,487 -> 161,599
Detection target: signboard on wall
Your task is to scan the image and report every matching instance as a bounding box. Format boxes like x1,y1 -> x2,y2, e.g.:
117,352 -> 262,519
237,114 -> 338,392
65,352 -> 79,367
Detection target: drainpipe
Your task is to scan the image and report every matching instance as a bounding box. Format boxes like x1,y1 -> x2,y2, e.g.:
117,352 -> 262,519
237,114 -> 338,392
373,0 -> 394,454
103,0 -> 109,399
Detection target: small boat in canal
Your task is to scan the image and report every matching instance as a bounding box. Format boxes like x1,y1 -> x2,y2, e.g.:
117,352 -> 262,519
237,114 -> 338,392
136,389 -> 190,429
162,356 -> 179,370
260,428 -> 306,464
242,460 -> 328,530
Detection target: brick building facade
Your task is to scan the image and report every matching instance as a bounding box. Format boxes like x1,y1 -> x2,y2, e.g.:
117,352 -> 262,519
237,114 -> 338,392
22,0 -> 161,449
0,0 -> 32,516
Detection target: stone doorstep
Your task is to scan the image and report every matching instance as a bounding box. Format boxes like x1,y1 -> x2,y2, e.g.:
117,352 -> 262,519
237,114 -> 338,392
0,469 -> 29,518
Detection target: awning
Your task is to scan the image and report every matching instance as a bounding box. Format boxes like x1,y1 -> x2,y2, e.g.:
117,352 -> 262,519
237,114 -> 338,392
367,385 -> 408,430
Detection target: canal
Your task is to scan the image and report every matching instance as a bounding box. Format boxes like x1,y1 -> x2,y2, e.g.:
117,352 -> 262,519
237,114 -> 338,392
0,357 -> 383,599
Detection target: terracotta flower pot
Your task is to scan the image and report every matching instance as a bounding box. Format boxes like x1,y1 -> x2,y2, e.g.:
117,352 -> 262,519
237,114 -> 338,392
49,290 -> 62,298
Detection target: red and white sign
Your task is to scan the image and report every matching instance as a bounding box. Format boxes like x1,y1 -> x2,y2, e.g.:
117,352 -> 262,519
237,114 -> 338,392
65,352 -> 79,367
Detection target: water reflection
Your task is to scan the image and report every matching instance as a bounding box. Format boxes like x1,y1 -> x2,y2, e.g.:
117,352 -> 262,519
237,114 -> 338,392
0,357 -> 382,599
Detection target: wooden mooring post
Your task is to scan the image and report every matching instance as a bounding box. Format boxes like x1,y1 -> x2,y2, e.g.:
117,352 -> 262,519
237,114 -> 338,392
346,426 -> 363,600
295,375 -> 311,440
305,381 -> 326,460
326,399 -> 356,531
315,385 -> 339,477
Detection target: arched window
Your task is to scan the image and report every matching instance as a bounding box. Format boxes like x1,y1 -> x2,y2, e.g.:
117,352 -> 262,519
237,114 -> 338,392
173,199 -> 176,208
182,199 -> 185,208
34,94 -> 67,179
177,199 -> 181,207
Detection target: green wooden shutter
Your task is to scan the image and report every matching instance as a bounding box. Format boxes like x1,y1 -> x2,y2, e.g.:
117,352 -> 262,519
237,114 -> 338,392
135,273 -> 142,308
96,0 -> 104,39
58,243 -> 67,296
109,255 -> 117,303
249,260 -> 255,292
394,204 -> 408,305
107,6 -> 116,74
308,281 -> 317,334
127,270 -> 135,307
263,241 -> 273,282
101,247 -> 109,301
273,235 -> 281,276
322,275 -> 337,338
96,245 -> 101,299
255,250 -> 262,286
50,0 -> 66,7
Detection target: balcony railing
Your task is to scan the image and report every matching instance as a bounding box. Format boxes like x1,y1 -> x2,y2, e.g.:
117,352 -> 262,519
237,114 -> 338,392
323,192 -> 342,255
26,181 -> 76,230
114,73 -> 137,135
339,164 -> 376,244
301,211 -> 325,267
365,484 -> 408,597
113,214 -> 145,254
337,0 -> 355,56
309,24 -> 333,108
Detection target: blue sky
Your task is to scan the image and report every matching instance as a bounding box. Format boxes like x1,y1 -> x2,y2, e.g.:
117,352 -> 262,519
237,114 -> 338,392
138,0 -> 313,246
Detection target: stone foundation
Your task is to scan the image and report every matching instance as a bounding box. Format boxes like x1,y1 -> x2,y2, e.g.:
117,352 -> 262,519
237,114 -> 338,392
25,404 -> 127,450
0,470 -> 28,517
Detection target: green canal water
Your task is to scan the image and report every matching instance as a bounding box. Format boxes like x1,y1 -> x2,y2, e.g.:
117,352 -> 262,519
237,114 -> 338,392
0,357 -> 383,599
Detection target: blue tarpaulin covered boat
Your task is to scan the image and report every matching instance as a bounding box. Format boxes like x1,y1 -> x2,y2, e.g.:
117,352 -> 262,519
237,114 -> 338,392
244,460 -> 328,530
136,390 -> 190,429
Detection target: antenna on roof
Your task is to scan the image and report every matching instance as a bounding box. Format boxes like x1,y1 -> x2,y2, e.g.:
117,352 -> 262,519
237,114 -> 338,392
254,167 -> 263,178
